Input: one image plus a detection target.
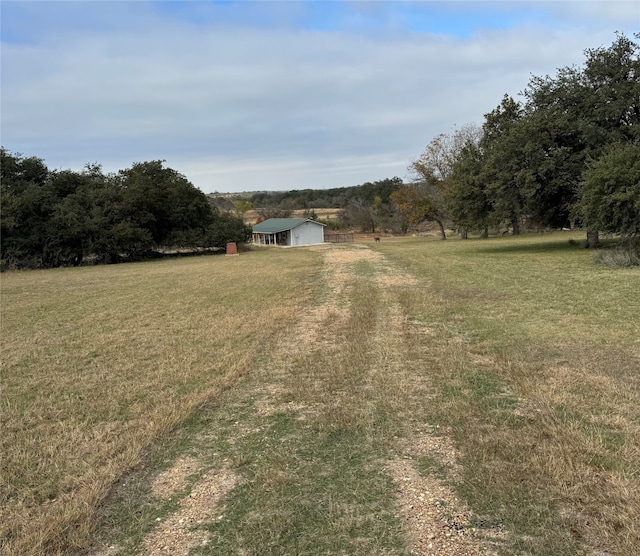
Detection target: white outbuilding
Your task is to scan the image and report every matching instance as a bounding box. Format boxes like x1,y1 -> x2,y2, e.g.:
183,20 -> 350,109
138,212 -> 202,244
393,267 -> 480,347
252,218 -> 325,246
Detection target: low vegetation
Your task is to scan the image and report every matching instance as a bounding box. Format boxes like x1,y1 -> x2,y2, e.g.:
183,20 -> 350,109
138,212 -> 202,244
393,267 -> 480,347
2,233 -> 638,555
1,249 -> 320,554
381,234 -> 640,554
594,240 -> 640,268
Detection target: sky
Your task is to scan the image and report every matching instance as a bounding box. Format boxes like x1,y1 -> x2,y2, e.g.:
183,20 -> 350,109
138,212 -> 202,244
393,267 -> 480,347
1,1 -> 638,194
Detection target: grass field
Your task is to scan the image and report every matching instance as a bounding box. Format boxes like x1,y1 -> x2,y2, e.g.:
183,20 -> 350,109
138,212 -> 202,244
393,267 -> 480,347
1,233 -> 638,555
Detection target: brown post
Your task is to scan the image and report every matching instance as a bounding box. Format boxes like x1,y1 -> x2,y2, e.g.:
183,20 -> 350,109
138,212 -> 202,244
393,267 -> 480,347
226,242 -> 238,256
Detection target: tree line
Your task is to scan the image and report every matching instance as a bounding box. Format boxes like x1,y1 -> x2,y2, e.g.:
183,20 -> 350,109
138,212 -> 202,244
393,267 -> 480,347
245,177 -> 402,210
221,177 -> 403,233
391,33 -> 640,246
1,155 -> 251,269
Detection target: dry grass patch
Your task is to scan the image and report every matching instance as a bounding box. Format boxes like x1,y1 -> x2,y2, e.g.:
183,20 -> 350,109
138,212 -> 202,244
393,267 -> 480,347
154,244 -> 493,555
1,249 -> 320,555
240,246 -> 496,555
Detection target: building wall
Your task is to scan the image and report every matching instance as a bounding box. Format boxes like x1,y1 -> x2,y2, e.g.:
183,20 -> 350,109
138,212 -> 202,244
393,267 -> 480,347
292,222 -> 324,245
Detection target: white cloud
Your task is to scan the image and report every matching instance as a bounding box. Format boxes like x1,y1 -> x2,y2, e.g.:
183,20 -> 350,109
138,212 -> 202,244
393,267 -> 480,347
1,1 -> 636,192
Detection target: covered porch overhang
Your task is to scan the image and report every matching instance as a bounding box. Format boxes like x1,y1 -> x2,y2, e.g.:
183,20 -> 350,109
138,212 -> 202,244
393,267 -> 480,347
252,230 -> 290,246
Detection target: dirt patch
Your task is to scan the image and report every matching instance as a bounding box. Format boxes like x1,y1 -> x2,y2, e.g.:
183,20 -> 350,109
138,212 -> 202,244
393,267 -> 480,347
137,244 -> 498,555
388,457 -> 482,556
141,465 -> 238,555
151,457 -> 201,500
387,429 -> 502,556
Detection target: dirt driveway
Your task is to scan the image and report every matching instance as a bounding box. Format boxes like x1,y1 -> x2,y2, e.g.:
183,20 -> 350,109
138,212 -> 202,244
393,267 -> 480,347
99,244 -> 501,556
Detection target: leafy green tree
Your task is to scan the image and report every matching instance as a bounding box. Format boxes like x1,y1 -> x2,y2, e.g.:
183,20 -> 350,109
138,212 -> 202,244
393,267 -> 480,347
579,141 -> 640,237
233,200 -> 254,219
1,151 -> 255,268
1,149 -> 54,267
480,95 -> 528,235
522,33 -> 640,245
579,33 -> 640,246
71,166 -> 153,263
0,181 -> 17,240
448,141 -> 491,237
520,66 -> 586,229
580,33 -> 640,148
358,177 -> 404,204
45,170 -> 94,265
372,195 -> 384,216
119,161 -> 213,246
205,213 -> 252,248
0,148 -> 49,191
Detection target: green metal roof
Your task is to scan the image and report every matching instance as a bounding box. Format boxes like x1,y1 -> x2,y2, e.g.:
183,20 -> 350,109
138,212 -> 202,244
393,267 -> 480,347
252,218 -> 325,233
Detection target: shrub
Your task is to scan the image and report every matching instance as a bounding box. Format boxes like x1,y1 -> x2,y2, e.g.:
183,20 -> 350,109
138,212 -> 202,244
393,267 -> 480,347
593,240 -> 640,268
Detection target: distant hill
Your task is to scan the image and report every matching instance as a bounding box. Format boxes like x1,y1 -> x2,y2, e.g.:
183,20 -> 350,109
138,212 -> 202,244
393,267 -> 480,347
207,177 -> 403,212
241,208 -> 342,226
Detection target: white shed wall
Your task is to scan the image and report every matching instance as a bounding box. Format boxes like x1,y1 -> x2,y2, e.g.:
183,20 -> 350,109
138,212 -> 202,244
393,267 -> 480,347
292,222 -> 324,245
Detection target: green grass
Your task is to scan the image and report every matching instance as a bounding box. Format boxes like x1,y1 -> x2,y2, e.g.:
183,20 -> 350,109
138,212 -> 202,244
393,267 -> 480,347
3,233 -> 639,555
379,232 -> 640,555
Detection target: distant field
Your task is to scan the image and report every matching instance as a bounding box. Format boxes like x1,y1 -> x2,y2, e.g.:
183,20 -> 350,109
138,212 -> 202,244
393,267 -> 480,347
243,208 -> 341,225
2,233 -> 639,555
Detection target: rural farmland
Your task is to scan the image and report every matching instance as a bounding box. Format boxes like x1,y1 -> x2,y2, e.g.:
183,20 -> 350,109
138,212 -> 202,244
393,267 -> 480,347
1,233 -> 639,555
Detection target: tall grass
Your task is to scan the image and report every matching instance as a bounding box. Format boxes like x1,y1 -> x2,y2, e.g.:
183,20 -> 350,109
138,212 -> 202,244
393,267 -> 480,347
594,241 -> 640,268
